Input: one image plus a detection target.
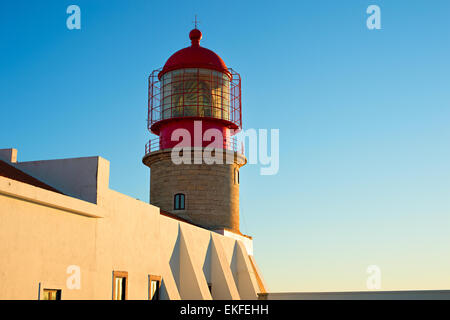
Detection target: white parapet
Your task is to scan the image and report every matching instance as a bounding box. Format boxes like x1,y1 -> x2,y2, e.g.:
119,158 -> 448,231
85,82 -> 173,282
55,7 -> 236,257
213,228 -> 254,256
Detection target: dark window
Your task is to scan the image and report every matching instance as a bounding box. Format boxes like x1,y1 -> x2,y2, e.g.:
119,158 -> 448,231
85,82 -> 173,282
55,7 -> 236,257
174,193 -> 185,210
43,289 -> 61,300
234,168 -> 240,184
113,271 -> 128,300
149,275 -> 161,300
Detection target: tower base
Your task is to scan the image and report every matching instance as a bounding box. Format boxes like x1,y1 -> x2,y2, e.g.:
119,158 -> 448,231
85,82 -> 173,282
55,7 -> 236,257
143,148 -> 246,233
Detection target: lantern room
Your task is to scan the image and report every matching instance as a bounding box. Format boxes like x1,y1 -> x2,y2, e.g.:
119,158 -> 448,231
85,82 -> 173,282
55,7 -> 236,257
147,28 -> 242,151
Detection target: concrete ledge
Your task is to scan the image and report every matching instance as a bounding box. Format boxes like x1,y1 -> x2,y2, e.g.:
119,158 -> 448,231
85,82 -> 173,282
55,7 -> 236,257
258,290 -> 450,300
0,176 -> 104,218
143,148 -> 247,167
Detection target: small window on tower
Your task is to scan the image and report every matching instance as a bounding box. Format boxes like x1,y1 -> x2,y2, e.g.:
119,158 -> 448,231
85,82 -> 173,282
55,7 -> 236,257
174,193 -> 185,210
234,168 -> 239,185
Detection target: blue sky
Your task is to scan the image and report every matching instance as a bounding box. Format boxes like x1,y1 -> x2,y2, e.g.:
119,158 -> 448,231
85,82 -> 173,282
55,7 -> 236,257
1,0 -> 449,292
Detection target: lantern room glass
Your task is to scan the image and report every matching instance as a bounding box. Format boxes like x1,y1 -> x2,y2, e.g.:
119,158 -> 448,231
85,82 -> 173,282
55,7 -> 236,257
160,68 -> 230,121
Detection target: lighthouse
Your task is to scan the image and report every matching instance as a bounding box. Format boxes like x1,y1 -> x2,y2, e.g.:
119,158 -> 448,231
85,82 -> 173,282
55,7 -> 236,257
143,28 -> 246,234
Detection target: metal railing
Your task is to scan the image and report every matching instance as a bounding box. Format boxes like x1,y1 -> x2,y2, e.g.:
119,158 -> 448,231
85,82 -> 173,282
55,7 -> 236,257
145,136 -> 244,155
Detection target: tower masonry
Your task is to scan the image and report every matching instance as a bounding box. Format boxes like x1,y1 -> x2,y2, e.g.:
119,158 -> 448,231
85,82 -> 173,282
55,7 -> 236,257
143,28 -> 246,234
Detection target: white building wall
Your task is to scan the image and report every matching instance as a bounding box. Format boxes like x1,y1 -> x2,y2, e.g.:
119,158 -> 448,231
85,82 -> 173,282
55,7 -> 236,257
0,149 -> 265,300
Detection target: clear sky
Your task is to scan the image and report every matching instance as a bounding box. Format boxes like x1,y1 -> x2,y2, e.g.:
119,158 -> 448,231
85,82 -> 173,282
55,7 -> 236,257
1,0 -> 449,292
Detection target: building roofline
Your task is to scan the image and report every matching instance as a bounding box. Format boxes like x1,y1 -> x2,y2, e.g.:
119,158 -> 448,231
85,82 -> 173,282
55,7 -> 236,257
0,160 -> 63,194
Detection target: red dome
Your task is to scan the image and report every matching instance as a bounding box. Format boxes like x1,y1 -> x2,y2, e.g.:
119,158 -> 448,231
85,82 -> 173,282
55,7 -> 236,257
158,29 -> 230,79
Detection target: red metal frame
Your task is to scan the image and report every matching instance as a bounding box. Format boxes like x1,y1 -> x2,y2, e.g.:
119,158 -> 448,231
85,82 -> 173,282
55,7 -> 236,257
148,67 -> 242,135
